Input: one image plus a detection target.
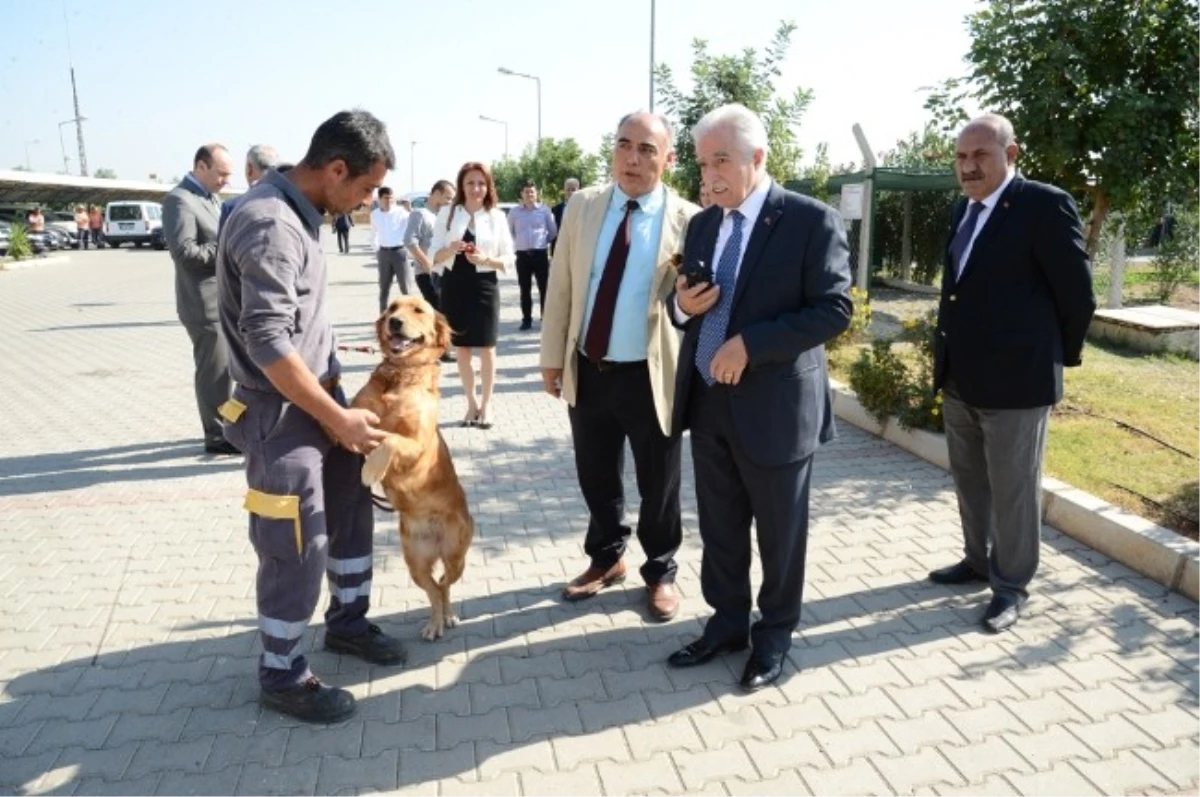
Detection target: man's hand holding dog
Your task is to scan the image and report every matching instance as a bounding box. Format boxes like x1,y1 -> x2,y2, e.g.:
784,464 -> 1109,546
334,408 -> 387,454
675,275 -> 720,316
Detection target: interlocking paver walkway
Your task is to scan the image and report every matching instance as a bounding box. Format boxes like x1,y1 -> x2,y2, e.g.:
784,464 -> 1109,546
1,234 -> 1197,796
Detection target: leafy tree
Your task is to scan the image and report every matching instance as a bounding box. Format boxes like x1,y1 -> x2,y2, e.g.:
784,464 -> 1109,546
874,125 -> 961,283
94,167 -> 118,179
1151,205 -> 1199,303
596,132 -> 615,184
927,0 -> 1199,255
490,138 -> 601,204
654,21 -> 814,201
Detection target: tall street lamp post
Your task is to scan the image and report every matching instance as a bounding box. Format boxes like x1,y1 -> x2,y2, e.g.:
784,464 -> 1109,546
23,139 -> 40,171
497,67 -> 541,148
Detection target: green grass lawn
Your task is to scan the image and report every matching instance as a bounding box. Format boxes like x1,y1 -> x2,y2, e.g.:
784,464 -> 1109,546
829,339 -> 1199,538
1052,341 -> 1198,537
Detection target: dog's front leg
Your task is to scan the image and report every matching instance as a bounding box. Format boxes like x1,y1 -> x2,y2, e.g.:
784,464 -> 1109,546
361,433 -> 423,486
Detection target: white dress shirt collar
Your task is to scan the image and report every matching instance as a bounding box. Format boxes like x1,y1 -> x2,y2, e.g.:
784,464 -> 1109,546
977,168 -> 1016,212
723,174 -> 771,227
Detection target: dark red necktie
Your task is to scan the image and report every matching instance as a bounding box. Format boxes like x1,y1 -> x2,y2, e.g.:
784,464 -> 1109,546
583,199 -> 640,361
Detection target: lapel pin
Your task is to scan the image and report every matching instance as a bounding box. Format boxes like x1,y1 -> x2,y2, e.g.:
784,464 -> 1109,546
1003,201 -> 1010,209
764,216 -> 773,227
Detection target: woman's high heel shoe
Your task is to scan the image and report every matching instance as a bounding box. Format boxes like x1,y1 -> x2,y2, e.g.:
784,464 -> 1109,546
461,410 -> 479,428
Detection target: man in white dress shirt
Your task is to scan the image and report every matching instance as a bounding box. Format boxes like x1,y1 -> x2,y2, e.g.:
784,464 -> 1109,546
371,186 -> 413,311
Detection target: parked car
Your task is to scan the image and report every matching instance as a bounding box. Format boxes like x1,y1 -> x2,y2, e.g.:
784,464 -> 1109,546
42,226 -> 74,249
105,201 -> 163,248
0,223 -> 9,257
401,191 -> 430,210
0,207 -> 78,249
150,225 -> 167,250
45,211 -> 80,244
0,220 -> 50,255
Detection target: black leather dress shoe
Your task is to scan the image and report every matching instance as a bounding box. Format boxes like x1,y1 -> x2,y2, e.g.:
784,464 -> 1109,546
324,623 -> 408,666
982,594 -> 1020,633
204,439 -> 241,456
260,677 -> 355,723
928,560 -> 988,586
667,636 -> 748,668
740,652 -> 785,692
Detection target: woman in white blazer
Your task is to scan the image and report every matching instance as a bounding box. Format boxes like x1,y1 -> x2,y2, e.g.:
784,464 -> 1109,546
430,161 -> 516,429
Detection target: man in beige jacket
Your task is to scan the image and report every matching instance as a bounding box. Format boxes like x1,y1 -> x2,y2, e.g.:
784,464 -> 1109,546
540,111 -> 700,621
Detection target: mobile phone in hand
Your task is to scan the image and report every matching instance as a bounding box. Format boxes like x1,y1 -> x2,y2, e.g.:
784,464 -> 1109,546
684,260 -> 714,289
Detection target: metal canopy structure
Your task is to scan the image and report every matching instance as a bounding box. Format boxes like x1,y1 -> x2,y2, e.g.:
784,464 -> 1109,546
0,169 -> 242,206
786,167 -> 958,197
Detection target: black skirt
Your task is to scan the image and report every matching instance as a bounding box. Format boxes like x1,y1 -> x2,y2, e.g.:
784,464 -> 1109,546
439,230 -> 499,347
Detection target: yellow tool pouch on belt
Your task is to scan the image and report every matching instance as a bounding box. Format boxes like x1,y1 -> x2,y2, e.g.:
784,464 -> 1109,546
218,398 -> 247,423
244,489 -> 302,555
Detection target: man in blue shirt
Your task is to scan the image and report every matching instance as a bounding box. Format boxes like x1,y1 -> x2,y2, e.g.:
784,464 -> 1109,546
539,112 -> 700,622
508,181 -> 557,330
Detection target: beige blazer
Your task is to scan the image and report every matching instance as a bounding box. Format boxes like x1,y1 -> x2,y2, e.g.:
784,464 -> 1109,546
540,184 -> 699,436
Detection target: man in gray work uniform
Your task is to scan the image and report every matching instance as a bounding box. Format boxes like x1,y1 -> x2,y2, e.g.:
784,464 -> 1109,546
218,110 -> 407,723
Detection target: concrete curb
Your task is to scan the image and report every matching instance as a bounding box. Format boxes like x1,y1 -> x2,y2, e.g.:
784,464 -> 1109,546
0,254 -> 72,271
830,378 -> 1200,601
876,276 -> 941,295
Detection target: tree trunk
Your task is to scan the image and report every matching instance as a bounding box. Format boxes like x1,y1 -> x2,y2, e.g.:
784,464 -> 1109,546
1085,188 -> 1110,259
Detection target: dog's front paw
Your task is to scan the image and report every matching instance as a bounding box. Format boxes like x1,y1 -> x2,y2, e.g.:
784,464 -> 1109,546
443,612 -> 459,629
361,445 -> 391,486
420,616 -> 445,641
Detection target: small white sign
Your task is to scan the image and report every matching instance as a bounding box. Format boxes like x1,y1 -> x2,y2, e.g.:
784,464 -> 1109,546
839,184 -> 864,220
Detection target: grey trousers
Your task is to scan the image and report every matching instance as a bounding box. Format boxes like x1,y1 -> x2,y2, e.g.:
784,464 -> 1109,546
223,385 -> 375,690
176,271 -> 232,445
942,384 -> 1051,601
378,247 -> 414,311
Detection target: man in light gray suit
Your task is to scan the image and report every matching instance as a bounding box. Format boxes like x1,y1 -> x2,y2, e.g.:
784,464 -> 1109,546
164,143 -> 238,455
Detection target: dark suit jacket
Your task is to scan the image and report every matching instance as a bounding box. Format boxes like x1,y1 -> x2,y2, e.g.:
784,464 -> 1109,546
934,176 -> 1095,409
671,182 -> 854,467
551,201 -> 566,235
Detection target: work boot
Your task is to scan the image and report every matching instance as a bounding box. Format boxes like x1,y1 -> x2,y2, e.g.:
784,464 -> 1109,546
323,623 -> 408,666
259,677 -> 355,723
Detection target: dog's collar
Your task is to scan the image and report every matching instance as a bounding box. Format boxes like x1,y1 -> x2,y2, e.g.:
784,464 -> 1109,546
375,358 -> 441,385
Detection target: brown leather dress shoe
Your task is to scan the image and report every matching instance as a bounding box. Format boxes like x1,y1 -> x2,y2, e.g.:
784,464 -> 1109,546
647,582 -> 679,621
562,560 -> 626,601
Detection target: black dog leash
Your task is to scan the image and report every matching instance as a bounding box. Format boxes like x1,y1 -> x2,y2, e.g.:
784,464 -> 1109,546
370,488 -> 395,513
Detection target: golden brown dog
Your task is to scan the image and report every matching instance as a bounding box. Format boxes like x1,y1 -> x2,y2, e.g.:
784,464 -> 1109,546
353,296 -> 474,640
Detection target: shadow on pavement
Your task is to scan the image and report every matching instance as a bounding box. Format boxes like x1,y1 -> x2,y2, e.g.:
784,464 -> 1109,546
0,440 -> 243,496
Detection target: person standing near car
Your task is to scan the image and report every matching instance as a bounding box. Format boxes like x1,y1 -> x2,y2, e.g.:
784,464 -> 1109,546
74,205 -> 90,249
26,207 -> 45,233
88,205 -> 104,248
163,142 -> 237,455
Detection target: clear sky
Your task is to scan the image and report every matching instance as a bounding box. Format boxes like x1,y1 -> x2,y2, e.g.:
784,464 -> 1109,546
1,0 -> 979,190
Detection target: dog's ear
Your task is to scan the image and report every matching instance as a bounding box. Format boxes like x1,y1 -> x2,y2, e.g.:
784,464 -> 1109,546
375,311 -> 387,347
434,311 -> 452,351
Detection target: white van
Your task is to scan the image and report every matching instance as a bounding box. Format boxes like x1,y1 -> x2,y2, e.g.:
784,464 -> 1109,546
105,201 -> 163,248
